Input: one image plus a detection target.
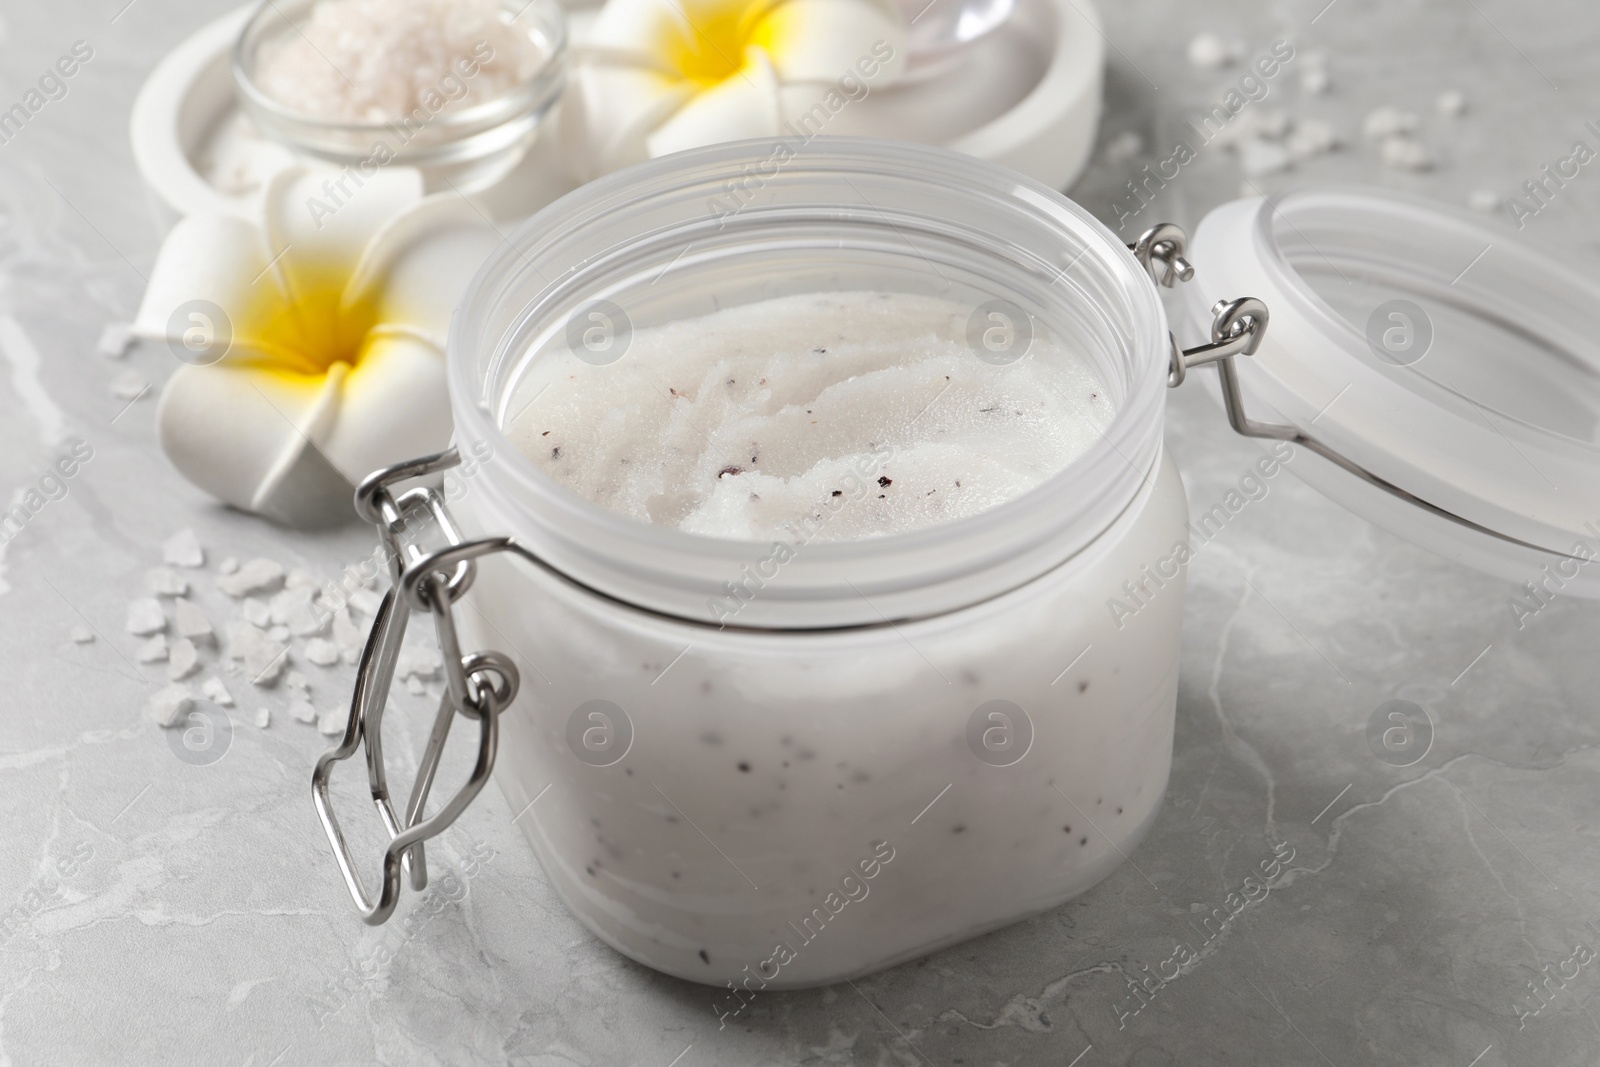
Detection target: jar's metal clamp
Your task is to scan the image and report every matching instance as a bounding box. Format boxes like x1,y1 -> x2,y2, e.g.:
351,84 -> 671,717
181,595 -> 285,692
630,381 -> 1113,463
1135,224 -> 1396,485
312,449 -> 522,925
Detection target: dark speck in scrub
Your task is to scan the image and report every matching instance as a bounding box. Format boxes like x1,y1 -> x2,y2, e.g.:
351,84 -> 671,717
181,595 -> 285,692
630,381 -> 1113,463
718,466 -> 742,478
701,680 -> 712,693
952,825 -> 966,834
878,476 -> 892,488
702,732 -> 723,746
813,347 -> 826,354
1063,826 -> 1072,833
1097,797 -> 1103,805
541,430 -> 550,436
738,761 -> 751,773
585,865 -> 595,876
625,768 -> 633,776
781,760 -> 790,768
665,814 -> 679,824
1116,807 -> 1124,814
1079,680 -> 1090,693
832,490 -> 842,497
797,748 -> 816,760
672,870 -> 680,879
699,949 -> 710,964
850,770 -> 870,784
551,447 -> 561,459
1079,837 -> 1088,846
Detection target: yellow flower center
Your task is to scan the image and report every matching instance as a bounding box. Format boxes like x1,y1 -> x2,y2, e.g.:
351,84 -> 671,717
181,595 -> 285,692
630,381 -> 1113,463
244,268 -> 382,382
661,0 -> 782,85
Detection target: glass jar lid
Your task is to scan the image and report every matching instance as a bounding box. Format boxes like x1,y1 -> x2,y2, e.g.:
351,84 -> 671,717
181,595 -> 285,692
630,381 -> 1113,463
1187,186 -> 1600,593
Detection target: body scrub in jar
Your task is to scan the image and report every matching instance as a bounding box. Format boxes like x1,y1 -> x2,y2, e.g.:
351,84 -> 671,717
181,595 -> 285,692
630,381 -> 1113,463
231,0 -> 565,192
440,138 -> 1190,989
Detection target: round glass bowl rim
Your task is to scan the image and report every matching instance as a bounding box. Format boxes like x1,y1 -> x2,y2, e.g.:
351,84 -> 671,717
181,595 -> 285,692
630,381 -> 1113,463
229,0 -> 567,136
448,136 -> 1171,561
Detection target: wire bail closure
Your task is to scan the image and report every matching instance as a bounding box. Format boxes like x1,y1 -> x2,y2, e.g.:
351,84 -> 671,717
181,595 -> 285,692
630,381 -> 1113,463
312,447 -> 522,925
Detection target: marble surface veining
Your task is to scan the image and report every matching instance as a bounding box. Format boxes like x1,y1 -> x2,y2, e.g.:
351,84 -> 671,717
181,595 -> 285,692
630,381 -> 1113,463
1,1 -> 1598,1065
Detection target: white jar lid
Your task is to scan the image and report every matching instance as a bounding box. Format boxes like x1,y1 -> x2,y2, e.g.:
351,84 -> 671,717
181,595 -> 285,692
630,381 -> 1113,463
1187,186 -> 1600,594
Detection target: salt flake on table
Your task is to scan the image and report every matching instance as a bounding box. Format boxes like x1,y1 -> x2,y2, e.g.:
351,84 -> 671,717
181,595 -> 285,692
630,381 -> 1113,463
289,699 -> 318,725
219,557 -> 240,575
1469,189 -> 1501,212
287,670 -> 311,694
1381,136 -> 1433,172
254,707 -> 271,728
218,558 -> 284,597
70,625 -> 95,644
136,634 -> 168,663
96,322 -> 133,359
405,675 -> 427,696
126,598 -> 166,636
168,637 -> 201,681
1362,106 -> 1419,140
227,621 -> 288,685
332,609 -> 365,661
147,685 -> 194,727
317,709 -> 345,736
305,638 -> 341,667
1436,90 -> 1466,116
202,676 -> 235,707
1301,68 -> 1330,95
397,646 -> 443,680
348,588 -> 383,617
1101,130 -> 1143,165
147,568 -> 189,597
163,528 -> 205,568
242,597 -> 272,628
110,369 -> 148,400
1186,32 -> 1232,69
173,598 -> 213,643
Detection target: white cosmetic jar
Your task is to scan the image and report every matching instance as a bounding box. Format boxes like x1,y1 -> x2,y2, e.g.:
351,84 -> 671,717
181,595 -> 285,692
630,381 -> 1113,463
443,138 -> 1188,988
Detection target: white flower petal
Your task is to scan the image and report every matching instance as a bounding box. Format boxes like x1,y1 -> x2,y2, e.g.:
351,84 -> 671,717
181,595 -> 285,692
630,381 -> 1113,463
344,193 -> 501,347
587,0 -> 727,56
315,333 -> 452,484
132,214 -> 287,349
156,363 -> 342,514
570,62 -> 696,176
754,0 -> 906,84
260,165 -> 425,320
647,46 -> 782,158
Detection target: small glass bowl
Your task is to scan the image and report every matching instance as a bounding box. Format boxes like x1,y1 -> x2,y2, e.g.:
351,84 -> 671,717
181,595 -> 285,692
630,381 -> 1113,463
231,0 -> 566,193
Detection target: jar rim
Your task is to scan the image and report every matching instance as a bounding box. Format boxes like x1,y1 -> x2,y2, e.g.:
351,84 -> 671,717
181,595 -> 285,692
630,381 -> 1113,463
448,137 -> 1171,628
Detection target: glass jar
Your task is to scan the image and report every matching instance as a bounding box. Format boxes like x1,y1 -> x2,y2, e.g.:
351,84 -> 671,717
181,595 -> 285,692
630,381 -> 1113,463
443,139 -> 1188,988
231,0 -> 566,193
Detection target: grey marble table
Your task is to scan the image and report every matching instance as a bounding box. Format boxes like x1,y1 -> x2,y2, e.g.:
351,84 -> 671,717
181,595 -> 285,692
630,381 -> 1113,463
2,1 -> 1598,1064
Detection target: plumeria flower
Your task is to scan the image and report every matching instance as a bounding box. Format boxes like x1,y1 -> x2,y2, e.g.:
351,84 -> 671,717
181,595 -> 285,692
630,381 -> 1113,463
565,0 -> 908,177
134,165 -> 498,525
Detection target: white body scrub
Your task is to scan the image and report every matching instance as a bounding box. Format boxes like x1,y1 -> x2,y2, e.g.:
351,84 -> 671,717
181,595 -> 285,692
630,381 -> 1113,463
506,292 -> 1116,539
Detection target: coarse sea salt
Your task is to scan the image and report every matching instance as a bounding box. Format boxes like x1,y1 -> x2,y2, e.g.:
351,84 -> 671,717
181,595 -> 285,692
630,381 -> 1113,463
252,0 -> 545,123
